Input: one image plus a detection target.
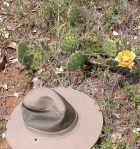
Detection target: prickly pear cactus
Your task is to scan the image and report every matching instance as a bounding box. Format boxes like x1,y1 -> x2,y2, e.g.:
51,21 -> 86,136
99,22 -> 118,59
81,34 -> 102,54
67,4 -> 78,24
61,36 -> 79,54
17,43 -> 42,70
67,51 -> 87,70
102,39 -> 118,57
17,43 -> 27,63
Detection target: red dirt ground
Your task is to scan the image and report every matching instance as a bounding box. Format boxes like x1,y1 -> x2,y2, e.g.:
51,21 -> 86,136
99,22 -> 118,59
0,49 -> 29,149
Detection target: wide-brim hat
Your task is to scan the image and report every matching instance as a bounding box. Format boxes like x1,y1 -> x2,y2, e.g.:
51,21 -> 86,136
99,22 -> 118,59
6,87 -> 103,149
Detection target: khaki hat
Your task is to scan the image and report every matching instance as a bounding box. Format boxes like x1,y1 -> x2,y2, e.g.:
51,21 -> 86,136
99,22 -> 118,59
6,87 -> 103,149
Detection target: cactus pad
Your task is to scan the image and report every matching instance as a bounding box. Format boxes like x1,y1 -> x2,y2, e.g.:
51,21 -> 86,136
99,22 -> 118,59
67,4 -> 79,24
81,34 -> 102,54
102,39 -> 118,57
17,43 -> 43,70
61,36 -> 79,54
67,51 -> 87,70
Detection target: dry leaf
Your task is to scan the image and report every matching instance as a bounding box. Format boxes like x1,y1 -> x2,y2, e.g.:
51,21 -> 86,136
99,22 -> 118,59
6,23 -> 17,31
32,77 -> 43,88
16,62 -> 25,70
4,32 -> 9,38
3,2 -> 9,7
2,115 -> 10,121
0,15 -> 4,22
37,68 -> 44,75
11,58 -> 18,64
13,92 -> 20,98
113,113 -> 120,119
55,66 -> 64,74
111,132 -> 122,143
7,42 -> 17,49
133,128 -> 140,134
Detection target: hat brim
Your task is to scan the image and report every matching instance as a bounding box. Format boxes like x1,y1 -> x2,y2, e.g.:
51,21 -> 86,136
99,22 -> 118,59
6,87 -> 103,149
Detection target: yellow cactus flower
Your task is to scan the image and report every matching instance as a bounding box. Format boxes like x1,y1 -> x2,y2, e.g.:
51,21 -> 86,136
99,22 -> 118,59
115,50 -> 136,68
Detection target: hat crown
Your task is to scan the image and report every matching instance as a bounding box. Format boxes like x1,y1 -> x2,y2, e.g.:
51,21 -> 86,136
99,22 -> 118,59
22,88 -> 78,135
23,88 -> 66,114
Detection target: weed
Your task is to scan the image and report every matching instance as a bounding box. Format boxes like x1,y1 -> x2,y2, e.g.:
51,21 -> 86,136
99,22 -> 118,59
0,123 -> 4,130
123,81 -> 140,106
14,0 -> 23,18
37,1 -> 58,31
113,100 -> 122,110
130,132 -> 139,146
102,1 -> 120,28
115,140 -> 127,149
103,120 -> 113,137
100,99 -> 111,112
124,110 -> 140,127
101,139 -> 113,149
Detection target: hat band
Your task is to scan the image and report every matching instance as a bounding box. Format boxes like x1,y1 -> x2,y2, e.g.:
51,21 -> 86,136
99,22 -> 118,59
23,111 -> 78,137
22,104 -> 78,137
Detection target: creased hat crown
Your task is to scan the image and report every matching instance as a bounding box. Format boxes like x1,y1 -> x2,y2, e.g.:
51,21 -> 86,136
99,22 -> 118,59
22,88 -> 78,134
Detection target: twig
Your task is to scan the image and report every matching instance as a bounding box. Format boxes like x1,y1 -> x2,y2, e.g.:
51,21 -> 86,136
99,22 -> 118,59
22,74 -> 35,94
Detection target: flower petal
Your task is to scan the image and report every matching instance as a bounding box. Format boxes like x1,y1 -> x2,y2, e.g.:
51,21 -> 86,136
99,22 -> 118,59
115,50 -> 136,69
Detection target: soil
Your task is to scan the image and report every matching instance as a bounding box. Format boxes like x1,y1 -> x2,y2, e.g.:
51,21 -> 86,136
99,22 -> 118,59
1,0 -> 140,149
1,49 -> 140,149
0,49 -> 29,149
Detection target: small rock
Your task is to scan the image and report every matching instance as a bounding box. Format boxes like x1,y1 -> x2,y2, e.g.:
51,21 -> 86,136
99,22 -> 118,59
127,41 -> 129,45
2,83 -> 8,90
2,133 -> 6,139
134,36 -> 138,40
112,31 -> 119,36
33,29 -> 37,33
4,32 -> 9,38
133,128 -> 140,134
138,26 -> 140,29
